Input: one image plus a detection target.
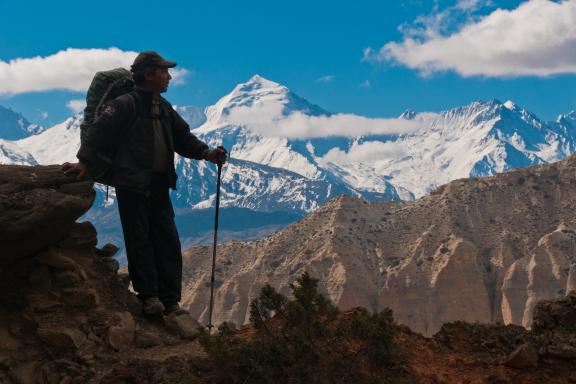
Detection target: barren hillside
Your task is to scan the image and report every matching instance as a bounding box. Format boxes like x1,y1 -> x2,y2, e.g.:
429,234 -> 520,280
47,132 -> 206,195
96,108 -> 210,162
182,155 -> 576,336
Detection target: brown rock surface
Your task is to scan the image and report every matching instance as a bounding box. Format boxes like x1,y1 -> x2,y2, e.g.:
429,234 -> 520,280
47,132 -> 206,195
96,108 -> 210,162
166,314 -> 201,340
0,165 -> 94,265
36,326 -> 87,351
0,165 -> 209,383
107,312 -> 135,351
181,155 -> 576,336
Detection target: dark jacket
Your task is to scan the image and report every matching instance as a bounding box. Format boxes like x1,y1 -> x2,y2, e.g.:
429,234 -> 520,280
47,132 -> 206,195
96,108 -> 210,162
77,89 -> 209,193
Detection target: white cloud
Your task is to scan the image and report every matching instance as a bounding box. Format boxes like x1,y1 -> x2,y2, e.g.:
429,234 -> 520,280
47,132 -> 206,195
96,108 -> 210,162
315,75 -> 335,83
40,111 -> 49,119
0,47 -> 190,95
368,0 -> 576,78
360,80 -> 371,88
66,99 -> 86,114
393,0 -> 491,43
226,102 -> 421,139
454,0 -> 493,12
319,141 -> 406,164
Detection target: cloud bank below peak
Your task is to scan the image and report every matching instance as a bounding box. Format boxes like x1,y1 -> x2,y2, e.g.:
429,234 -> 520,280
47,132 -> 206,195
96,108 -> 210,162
225,102 -> 422,139
0,47 -> 189,95
367,0 -> 576,78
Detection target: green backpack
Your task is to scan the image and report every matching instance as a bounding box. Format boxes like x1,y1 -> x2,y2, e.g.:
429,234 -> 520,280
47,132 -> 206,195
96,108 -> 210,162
80,68 -> 134,188
81,68 -> 133,140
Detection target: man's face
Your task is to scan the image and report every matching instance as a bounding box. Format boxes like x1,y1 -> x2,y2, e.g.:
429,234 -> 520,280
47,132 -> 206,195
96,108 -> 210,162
144,67 -> 172,93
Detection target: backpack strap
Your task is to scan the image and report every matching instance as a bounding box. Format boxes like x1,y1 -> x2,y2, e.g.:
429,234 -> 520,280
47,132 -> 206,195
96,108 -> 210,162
94,76 -> 133,121
114,92 -> 142,129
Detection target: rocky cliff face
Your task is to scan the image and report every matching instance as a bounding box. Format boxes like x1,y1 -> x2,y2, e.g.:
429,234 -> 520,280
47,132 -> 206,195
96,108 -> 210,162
181,155 -> 576,336
0,165 -> 209,384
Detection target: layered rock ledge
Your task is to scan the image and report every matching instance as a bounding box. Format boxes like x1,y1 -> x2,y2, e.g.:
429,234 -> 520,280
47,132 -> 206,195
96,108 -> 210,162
0,165 -> 208,384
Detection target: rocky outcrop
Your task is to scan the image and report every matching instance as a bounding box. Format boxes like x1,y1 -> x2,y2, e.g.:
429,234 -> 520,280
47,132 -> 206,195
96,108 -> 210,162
0,165 -> 207,384
181,155 -> 576,336
0,165 -> 94,265
408,293 -> 576,382
532,291 -> 576,361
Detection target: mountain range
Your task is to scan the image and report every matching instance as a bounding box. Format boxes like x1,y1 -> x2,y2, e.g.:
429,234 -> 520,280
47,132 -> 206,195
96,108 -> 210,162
2,75 -> 576,251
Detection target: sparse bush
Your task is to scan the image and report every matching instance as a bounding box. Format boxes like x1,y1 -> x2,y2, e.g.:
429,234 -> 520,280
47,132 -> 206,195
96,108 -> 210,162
199,272 -> 402,384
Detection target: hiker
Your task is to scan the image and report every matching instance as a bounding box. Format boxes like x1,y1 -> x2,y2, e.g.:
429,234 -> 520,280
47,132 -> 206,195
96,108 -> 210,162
62,51 -> 227,316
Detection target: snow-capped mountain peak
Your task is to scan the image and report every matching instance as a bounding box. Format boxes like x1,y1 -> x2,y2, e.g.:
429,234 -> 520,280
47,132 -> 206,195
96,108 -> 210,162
194,77 -> 281,135
225,74 -> 287,108
195,75 -> 329,136
242,74 -> 283,91
503,100 -> 517,110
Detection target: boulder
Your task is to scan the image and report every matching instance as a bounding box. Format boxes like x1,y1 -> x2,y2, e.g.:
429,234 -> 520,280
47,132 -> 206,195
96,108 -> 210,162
166,314 -> 202,340
96,243 -> 119,258
0,165 -> 94,265
107,312 -> 135,351
37,327 -> 86,352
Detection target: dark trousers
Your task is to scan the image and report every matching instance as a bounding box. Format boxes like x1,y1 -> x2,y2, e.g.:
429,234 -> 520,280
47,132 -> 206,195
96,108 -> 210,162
116,178 -> 182,306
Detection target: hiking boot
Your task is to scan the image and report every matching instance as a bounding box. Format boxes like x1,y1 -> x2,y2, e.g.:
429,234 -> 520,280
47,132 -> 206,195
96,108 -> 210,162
164,303 -> 189,316
143,297 -> 165,315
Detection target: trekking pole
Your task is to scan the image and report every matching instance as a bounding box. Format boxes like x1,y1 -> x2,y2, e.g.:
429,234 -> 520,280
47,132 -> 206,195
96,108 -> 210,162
208,146 -> 227,332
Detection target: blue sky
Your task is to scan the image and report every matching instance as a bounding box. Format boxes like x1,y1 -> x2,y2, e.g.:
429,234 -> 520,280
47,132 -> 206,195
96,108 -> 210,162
2,0 -> 575,126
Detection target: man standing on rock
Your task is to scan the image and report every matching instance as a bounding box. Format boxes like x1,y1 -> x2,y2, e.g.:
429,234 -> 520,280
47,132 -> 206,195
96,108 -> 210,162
63,51 -> 226,317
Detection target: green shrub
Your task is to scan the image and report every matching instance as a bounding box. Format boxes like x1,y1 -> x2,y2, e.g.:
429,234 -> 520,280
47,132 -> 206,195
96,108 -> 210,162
199,273 -> 402,384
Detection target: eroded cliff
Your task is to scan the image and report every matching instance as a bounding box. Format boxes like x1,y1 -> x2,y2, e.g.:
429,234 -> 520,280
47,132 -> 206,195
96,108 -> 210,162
181,155 -> 576,336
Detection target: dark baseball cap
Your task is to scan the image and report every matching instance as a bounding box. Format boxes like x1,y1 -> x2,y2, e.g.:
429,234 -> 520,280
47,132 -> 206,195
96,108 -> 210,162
131,51 -> 177,72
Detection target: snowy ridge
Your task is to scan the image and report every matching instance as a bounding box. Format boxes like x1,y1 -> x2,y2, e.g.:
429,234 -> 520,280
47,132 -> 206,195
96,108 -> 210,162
325,99 -> 575,197
18,113 -> 83,165
3,76 -> 576,212
0,139 -> 37,165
